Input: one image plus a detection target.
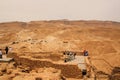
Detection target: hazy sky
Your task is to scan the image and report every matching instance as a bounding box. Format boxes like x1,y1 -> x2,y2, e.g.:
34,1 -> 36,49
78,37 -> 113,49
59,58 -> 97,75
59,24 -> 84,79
0,0 -> 120,22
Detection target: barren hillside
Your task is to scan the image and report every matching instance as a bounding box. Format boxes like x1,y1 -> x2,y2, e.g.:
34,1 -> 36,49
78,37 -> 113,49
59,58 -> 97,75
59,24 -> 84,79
0,20 -> 120,80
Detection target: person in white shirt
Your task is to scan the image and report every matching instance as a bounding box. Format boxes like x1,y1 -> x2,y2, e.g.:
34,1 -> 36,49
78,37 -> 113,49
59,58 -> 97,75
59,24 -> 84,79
0,49 -> 2,58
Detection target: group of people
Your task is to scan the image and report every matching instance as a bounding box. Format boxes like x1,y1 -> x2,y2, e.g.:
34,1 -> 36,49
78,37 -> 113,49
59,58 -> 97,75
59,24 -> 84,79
0,46 -> 10,58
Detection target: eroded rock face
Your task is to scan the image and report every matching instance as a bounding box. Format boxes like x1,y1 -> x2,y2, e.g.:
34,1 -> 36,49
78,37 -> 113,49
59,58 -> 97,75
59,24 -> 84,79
0,61 -> 65,80
13,54 -> 82,78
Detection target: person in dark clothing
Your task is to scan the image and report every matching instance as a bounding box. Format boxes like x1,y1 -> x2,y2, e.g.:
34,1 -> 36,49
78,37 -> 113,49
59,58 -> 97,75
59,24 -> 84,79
83,50 -> 88,56
5,46 -> 9,54
82,69 -> 87,75
0,49 -> 2,58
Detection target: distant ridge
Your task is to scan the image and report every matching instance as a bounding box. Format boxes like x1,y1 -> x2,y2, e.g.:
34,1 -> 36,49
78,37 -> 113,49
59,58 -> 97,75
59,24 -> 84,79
0,20 -> 120,24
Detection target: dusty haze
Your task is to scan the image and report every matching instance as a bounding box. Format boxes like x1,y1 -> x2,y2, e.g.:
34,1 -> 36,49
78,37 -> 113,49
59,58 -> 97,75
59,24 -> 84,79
0,0 -> 120,22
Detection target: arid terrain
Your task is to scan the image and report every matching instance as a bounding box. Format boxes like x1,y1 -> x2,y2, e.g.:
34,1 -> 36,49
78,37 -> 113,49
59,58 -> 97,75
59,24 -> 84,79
0,20 -> 120,80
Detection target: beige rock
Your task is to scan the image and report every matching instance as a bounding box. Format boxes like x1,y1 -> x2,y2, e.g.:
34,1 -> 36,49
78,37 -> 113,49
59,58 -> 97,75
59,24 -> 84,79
6,69 -> 12,74
7,62 -> 16,69
0,75 -> 12,80
0,63 -> 7,72
30,70 -> 37,73
36,68 -> 44,73
0,71 -> 3,76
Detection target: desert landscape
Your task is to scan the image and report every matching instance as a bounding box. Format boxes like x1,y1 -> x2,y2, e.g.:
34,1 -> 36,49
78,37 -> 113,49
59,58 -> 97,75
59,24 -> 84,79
0,20 -> 120,80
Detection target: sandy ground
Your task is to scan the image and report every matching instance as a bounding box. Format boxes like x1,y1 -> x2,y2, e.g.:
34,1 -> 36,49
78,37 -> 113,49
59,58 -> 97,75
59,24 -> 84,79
0,20 -> 120,80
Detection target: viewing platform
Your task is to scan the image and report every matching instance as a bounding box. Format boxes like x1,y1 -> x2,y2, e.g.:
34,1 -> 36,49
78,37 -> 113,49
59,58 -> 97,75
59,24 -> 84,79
0,55 -> 13,62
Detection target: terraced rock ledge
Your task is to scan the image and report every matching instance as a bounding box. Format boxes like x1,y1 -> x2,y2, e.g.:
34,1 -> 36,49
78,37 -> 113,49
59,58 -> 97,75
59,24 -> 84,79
11,52 -> 83,79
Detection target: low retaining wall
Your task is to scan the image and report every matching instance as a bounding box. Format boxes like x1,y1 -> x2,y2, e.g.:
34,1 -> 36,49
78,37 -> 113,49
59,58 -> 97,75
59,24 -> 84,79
12,53 -> 82,78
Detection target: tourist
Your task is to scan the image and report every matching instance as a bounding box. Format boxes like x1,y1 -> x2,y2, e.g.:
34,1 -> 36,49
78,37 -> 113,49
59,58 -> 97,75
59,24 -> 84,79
5,46 -> 9,55
9,47 -> 12,53
83,50 -> 88,56
74,53 -> 76,59
82,69 -> 87,76
0,49 -> 2,58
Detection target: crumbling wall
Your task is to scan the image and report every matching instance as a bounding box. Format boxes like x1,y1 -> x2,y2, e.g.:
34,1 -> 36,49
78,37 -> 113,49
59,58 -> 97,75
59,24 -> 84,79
13,53 -> 82,78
